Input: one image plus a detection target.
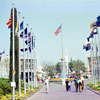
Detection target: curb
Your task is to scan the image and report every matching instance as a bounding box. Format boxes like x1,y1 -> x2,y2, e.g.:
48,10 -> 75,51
27,85 -> 44,100
85,85 -> 100,96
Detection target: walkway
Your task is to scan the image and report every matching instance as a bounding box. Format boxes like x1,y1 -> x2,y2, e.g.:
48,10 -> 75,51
28,83 -> 100,100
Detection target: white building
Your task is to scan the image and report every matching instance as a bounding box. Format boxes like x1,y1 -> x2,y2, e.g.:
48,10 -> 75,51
0,54 -> 9,78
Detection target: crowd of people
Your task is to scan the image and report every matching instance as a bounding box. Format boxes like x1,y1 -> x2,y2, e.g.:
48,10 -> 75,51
65,75 -> 84,92
40,74 -> 84,94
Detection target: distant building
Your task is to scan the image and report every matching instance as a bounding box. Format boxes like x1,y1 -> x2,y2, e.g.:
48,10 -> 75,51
87,56 -> 100,77
0,55 -> 9,78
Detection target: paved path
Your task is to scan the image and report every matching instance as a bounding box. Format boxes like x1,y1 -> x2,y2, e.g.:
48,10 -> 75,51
28,83 -> 100,100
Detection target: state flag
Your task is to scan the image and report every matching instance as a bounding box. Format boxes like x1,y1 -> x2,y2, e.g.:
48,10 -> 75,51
6,14 -> 12,28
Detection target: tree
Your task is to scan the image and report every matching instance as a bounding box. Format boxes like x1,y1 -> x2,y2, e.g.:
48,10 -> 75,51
68,59 -> 86,76
42,62 -> 56,78
55,62 -> 61,74
68,58 -> 74,72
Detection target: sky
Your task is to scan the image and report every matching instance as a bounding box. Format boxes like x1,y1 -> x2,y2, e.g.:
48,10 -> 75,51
0,0 -> 100,65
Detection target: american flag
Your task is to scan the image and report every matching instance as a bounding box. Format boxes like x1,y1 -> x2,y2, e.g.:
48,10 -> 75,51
55,25 -> 62,36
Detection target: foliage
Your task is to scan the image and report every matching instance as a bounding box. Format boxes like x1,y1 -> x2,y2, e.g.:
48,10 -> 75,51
0,78 -> 41,100
88,82 -> 100,91
55,62 -> 61,74
0,78 -> 12,96
42,62 -> 56,78
68,59 -> 86,75
68,58 -> 74,72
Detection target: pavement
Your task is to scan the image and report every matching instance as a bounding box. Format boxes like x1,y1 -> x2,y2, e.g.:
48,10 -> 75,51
27,82 -> 100,100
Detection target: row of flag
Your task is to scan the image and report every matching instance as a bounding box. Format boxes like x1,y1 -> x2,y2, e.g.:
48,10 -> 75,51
83,16 -> 100,51
6,13 -> 35,53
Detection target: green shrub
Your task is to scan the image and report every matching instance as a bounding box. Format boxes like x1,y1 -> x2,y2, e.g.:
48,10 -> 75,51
0,88 -> 4,95
88,83 -> 94,88
0,78 -> 12,95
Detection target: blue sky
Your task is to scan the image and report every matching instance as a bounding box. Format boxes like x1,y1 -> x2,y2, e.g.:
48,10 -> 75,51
0,0 -> 100,65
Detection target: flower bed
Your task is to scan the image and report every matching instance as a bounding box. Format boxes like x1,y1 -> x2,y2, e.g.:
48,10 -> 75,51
87,82 -> 100,92
50,78 -> 74,82
0,83 -> 41,100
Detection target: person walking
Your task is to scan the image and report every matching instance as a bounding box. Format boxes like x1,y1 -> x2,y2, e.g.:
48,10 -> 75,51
65,78 -> 69,91
81,75 -> 84,90
78,78 -> 82,92
74,76 -> 79,92
45,77 -> 49,93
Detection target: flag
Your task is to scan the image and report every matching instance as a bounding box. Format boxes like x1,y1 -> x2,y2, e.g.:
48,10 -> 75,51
25,32 -> 31,45
20,21 -> 23,30
87,36 -> 91,42
15,22 -> 19,36
83,43 -> 91,51
25,39 -> 31,45
25,28 -> 27,36
83,43 -> 87,49
28,32 -> 31,39
29,46 -> 31,53
0,51 -> 5,55
32,36 -> 35,49
20,48 -> 28,52
20,28 -> 27,38
55,25 -> 62,36
20,32 -> 23,38
97,15 -> 100,27
90,21 -> 96,29
96,21 -> 100,27
85,43 -> 91,51
6,14 -> 12,28
97,16 -> 100,22
91,28 -> 97,36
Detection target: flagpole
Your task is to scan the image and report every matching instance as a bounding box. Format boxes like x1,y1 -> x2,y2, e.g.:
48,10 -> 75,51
33,34 -> 35,87
91,38 -> 96,85
94,34 -> 99,86
60,24 -> 65,85
23,17 -> 26,94
27,24 -> 30,91
34,34 -> 37,87
97,28 -> 99,86
61,26 -> 64,59
18,12 -> 21,97
90,39 -> 94,83
30,28 -> 33,89
31,32 -> 34,89
12,1 -> 15,100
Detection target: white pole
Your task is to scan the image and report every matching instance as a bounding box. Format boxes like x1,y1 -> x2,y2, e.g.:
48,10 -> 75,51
23,17 -> 26,94
95,34 -> 99,86
12,1 -> 15,100
30,28 -> 33,89
33,35 -> 37,87
18,12 -> 21,97
31,33 -> 34,89
34,35 -> 37,87
90,39 -> 93,82
61,29 -> 64,59
33,35 -> 35,88
27,24 -> 30,91
60,24 -> 65,85
97,28 -> 99,86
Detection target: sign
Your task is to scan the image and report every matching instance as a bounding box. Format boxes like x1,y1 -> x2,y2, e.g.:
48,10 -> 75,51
11,82 -> 16,87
